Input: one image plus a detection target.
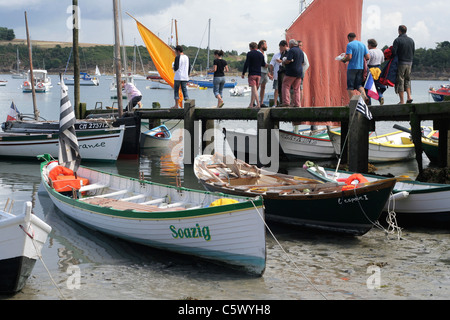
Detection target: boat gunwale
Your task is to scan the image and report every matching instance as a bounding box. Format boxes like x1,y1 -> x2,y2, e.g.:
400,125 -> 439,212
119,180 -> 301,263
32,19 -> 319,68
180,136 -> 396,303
279,129 -> 331,142
309,167 -> 450,195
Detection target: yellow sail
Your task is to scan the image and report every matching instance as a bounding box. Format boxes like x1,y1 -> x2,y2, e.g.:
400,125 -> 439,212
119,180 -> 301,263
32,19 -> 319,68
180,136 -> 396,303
131,15 -> 183,106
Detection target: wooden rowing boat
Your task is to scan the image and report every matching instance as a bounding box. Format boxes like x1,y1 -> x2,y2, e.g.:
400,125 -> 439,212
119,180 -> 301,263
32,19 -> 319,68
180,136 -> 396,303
194,154 -> 396,235
327,128 -> 416,162
0,201 -> 52,294
39,154 -> 266,275
307,166 -> 450,222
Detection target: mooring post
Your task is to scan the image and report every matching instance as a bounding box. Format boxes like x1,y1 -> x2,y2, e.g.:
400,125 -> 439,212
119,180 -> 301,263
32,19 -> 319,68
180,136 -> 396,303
202,119 -> 215,155
348,96 -> 369,173
184,99 -> 197,165
256,108 -> 278,168
434,119 -> 449,168
410,111 -> 423,174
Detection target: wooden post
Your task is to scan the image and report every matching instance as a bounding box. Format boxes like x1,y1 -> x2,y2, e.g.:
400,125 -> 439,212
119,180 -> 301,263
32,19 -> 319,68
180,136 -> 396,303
202,119 -> 215,155
257,108 -> 278,168
434,119 -> 449,168
348,96 -> 369,173
183,99 -> 197,165
410,111 -> 423,174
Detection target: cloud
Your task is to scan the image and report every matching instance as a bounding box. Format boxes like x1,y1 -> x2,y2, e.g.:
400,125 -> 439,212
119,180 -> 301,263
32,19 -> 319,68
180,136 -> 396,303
1,0 -> 449,53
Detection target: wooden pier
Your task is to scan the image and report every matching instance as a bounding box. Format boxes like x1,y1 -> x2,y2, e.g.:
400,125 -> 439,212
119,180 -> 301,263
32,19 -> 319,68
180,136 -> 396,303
98,96 -> 450,173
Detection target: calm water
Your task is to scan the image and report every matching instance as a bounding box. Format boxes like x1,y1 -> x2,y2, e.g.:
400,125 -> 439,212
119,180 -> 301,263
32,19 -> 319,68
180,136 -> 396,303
0,74 -> 449,301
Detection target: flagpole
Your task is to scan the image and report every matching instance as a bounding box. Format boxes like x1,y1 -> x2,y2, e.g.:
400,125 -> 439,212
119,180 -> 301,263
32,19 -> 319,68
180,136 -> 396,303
24,11 -> 39,121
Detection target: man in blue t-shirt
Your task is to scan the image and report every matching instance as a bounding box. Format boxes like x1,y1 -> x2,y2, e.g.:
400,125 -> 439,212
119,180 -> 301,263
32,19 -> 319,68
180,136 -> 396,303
341,33 -> 370,103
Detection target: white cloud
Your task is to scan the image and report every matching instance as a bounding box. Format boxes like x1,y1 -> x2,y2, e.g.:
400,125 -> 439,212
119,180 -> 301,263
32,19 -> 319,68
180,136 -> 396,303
1,0 -> 449,53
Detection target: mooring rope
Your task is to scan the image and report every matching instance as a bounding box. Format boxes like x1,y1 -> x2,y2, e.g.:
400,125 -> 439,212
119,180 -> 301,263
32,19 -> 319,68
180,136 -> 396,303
21,223 -> 66,300
250,200 -> 328,300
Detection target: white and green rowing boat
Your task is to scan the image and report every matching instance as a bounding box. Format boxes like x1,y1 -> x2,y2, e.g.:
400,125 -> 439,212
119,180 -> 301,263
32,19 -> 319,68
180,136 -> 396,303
39,154 -> 266,275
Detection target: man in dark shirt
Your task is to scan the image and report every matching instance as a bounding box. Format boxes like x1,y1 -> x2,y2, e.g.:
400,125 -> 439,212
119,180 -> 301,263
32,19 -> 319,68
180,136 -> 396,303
392,25 -> 415,104
281,39 -> 304,107
242,42 -> 267,108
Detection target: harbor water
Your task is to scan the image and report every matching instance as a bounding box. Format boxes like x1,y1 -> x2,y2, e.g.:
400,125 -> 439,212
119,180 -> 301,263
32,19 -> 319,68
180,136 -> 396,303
0,74 -> 449,300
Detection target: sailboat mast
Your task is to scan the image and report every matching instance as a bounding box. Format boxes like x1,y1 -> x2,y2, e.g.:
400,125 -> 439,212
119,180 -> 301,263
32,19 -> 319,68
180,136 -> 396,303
175,19 -> 179,46
73,0 -> 80,118
207,18 -> 211,71
113,0 -> 123,116
24,11 -> 39,120
119,0 -> 127,75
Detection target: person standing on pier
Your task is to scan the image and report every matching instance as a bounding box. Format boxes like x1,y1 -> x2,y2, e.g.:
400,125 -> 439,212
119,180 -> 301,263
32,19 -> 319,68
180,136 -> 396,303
212,50 -> 229,108
274,40 -> 289,106
242,42 -> 267,108
172,45 -> 190,109
341,32 -> 370,103
392,25 -> 415,104
269,41 -> 286,106
258,40 -> 270,107
281,39 -> 304,107
298,40 -> 310,106
366,38 -> 386,105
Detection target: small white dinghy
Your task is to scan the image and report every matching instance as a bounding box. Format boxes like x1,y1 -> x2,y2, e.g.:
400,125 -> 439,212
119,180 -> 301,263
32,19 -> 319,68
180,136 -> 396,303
0,201 -> 52,294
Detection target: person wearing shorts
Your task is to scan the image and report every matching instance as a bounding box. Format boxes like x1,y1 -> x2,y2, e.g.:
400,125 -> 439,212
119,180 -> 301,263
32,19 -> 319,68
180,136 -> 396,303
212,50 -> 229,108
342,32 -> 370,103
242,42 -> 267,108
393,25 -> 415,104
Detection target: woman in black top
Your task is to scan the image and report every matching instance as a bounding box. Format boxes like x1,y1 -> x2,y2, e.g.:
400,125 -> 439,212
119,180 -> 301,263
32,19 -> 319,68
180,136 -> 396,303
212,50 -> 229,108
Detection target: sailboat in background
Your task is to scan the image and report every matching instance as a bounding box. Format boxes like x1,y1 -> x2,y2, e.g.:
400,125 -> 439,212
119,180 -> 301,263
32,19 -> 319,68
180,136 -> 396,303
130,42 -> 147,81
11,48 -> 26,79
189,19 -> 237,89
95,65 -> 101,76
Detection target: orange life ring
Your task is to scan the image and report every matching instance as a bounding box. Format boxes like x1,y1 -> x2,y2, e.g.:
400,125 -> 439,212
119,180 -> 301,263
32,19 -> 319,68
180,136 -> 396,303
24,81 -> 30,87
344,173 -> 369,186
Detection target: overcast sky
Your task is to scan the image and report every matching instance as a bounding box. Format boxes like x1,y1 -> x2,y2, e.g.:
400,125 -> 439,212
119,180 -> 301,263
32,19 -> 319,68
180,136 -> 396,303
1,0 -> 448,54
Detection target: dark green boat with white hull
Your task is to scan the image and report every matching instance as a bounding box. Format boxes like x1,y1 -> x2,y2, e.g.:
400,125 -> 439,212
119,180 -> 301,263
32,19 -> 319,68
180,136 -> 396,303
195,155 -> 396,236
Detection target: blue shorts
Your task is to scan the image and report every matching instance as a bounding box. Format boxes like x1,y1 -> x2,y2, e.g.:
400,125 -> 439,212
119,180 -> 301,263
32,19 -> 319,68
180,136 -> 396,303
347,69 -> 364,90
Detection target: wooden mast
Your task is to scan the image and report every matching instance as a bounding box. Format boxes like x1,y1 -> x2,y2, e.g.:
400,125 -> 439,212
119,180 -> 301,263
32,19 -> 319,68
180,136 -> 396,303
73,0 -> 80,118
113,0 -> 123,116
24,11 -> 39,120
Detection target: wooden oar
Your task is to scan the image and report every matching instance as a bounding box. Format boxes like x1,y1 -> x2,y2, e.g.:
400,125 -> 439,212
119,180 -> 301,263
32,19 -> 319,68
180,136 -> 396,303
393,124 -> 438,141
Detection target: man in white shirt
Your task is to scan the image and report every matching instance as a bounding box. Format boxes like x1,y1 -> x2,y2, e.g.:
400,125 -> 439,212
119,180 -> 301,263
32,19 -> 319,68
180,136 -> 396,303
172,45 -> 190,108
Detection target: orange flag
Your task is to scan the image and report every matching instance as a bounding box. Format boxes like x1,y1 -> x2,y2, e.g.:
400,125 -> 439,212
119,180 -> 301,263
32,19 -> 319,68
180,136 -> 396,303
131,15 -> 183,106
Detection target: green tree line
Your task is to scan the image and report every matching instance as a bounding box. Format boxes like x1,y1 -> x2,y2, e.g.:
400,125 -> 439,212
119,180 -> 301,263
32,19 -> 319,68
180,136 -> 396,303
0,42 -> 243,74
